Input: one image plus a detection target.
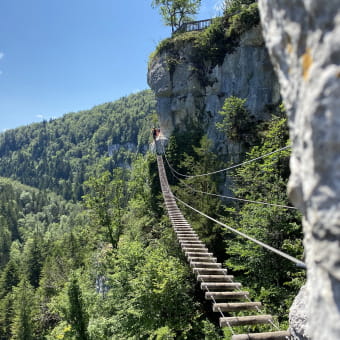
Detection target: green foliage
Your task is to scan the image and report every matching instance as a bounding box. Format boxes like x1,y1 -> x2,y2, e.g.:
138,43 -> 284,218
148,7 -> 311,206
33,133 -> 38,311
216,96 -> 254,142
0,84 -> 303,338
106,239 -> 194,338
152,0 -> 201,33
0,177 -> 92,339
83,169 -> 128,249
150,2 -> 259,68
226,2 -> 259,38
221,116 -> 305,323
66,277 -> 90,340
11,279 -> 37,340
170,136 -> 227,260
164,126 -> 204,183
0,90 -> 156,201
224,0 -> 257,15
193,17 -> 230,65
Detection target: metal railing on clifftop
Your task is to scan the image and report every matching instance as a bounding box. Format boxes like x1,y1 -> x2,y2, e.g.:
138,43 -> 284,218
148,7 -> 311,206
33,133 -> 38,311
174,18 -> 213,35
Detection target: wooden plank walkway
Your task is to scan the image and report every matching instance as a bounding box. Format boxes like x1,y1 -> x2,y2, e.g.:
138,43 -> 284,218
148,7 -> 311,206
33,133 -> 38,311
156,155 -> 291,340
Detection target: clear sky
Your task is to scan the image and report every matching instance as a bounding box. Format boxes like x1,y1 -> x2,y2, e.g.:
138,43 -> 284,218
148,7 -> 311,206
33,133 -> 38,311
0,0 -> 222,132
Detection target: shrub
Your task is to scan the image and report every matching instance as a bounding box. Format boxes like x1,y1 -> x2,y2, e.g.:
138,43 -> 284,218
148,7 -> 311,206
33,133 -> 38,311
216,96 -> 253,141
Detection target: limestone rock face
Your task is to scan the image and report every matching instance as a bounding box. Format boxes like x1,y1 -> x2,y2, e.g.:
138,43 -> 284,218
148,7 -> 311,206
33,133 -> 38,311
289,285 -> 310,340
147,26 -> 280,156
258,1 -> 340,339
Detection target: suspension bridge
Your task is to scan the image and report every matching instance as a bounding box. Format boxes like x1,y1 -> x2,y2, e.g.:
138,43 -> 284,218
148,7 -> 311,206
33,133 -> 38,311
155,139 -> 303,340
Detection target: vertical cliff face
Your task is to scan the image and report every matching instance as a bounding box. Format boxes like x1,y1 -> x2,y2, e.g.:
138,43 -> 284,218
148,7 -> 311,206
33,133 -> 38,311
147,26 -> 280,156
258,1 -> 340,339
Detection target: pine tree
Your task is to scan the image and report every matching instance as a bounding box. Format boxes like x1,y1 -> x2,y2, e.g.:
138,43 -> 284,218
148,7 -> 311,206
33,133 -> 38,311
0,217 -> 11,269
66,277 -> 89,340
11,279 -> 36,340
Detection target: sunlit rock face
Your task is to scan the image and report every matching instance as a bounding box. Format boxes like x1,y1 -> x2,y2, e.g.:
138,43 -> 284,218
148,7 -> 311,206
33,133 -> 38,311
258,1 -> 340,339
147,25 -> 280,158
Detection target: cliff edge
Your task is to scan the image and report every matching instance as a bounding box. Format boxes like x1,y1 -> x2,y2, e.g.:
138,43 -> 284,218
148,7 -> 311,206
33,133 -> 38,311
148,17 -> 280,157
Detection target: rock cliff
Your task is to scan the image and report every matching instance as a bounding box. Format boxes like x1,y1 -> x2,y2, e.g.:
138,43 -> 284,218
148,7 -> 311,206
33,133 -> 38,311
148,25 -> 280,157
258,1 -> 340,339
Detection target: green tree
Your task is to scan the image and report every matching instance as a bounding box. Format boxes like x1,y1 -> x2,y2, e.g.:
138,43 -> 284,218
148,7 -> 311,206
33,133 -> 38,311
171,136 -> 226,259
0,217 -> 11,268
66,277 -> 89,340
11,279 -> 37,340
83,169 -> 127,249
0,293 -> 14,339
23,236 -> 44,288
222,116 -> 304,322
216,96 -> 254,142
152,0 -> 201,33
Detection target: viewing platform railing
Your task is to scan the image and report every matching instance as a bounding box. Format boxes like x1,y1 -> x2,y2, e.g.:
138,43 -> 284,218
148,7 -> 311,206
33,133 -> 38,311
174,18 -> 213,35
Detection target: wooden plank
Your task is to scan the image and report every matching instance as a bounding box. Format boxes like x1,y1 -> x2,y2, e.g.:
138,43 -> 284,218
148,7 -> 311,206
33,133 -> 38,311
201,282 -> 240,290
197,275 -> 234,282
193,268 -> 227,275
179,239 -> 201,242
177,236 -> 200,242
185,252 -> 212,257
189,256 -> 217,263
177,235 -> 198,238
178,235 -> 199,238
206,291 -> 248,300
220,315 -> 273,327
213,302 -> 261,312
182,245 -> 207,250
231,331 -> 291,340
191,262 -> 221,268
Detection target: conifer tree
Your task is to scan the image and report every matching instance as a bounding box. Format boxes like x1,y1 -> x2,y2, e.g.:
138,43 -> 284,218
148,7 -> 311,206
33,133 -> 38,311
66,277 -> 89,340
0,293 -> 14,339
11,279 -> 36,340
0,217 -> 11,268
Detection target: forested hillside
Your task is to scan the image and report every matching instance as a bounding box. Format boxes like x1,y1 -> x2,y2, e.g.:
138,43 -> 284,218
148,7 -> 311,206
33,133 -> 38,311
0,90 -> 156,201
0,95 -> 304,337
0,90 -> 223,339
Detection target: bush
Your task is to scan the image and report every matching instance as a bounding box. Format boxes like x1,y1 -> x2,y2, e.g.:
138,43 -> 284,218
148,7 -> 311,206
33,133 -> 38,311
216,96 -> 254,141
226,2 -> 260,38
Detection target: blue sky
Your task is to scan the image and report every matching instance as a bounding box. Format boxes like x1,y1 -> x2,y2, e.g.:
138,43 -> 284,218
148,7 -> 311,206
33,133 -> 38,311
0,0 -> 222,131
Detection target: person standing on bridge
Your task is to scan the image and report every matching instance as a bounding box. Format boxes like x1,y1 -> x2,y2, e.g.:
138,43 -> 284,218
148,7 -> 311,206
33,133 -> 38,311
152,127 -> 157,140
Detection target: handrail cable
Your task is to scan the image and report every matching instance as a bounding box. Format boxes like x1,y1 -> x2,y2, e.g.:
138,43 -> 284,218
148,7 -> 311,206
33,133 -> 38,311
169,190 -> 306,269
165,143 -> 291,179
163,154 -> 298,210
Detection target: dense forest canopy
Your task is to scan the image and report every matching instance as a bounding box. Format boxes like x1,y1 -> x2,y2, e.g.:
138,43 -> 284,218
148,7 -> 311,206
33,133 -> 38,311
0,88 -> 304,339
0,90 -> 156,201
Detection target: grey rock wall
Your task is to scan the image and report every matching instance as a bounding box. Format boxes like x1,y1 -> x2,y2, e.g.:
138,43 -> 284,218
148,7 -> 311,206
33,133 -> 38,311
147,26 -> 280,158
258,1 -> 340,339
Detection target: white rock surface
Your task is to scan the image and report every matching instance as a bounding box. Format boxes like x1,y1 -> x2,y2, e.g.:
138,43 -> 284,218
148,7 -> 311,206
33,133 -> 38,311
289,285 -> 310,340
258,1 -> 340,339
